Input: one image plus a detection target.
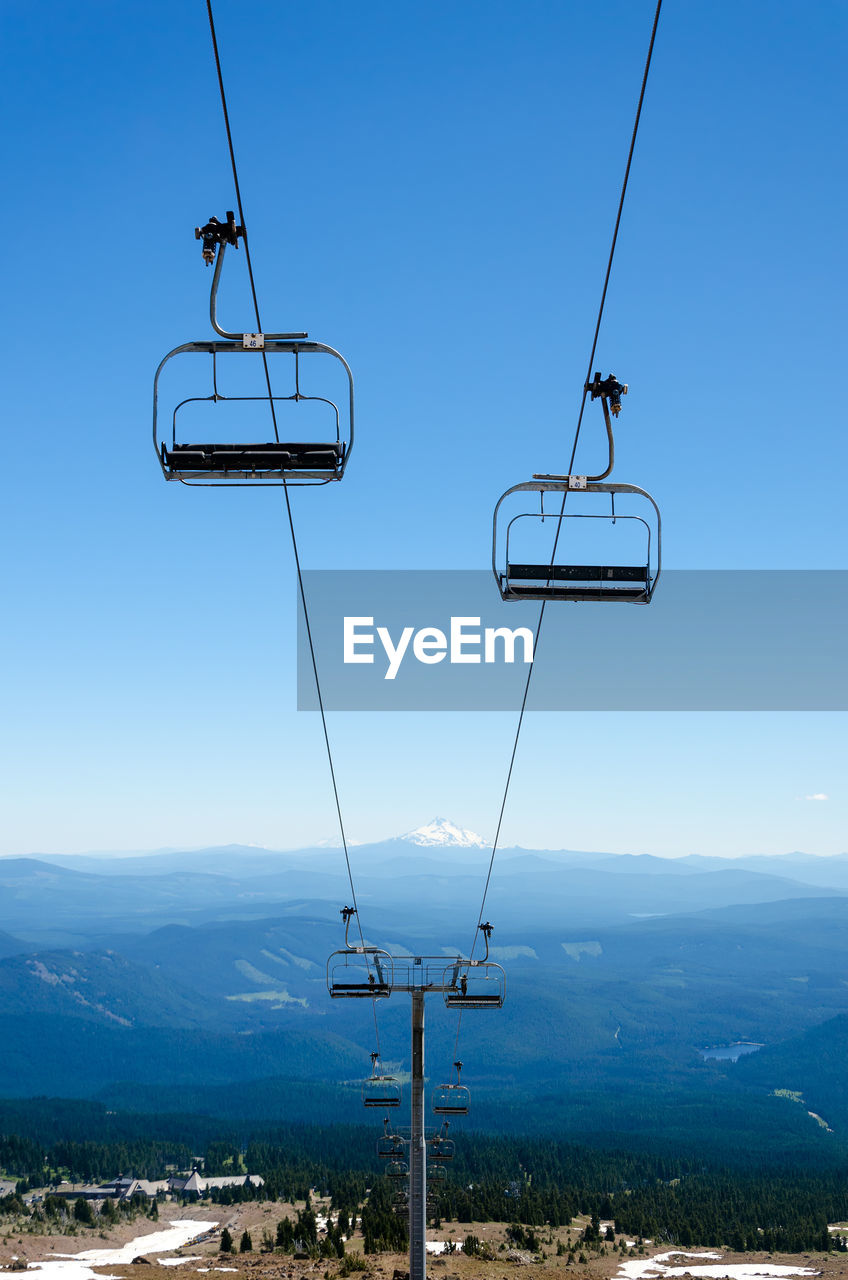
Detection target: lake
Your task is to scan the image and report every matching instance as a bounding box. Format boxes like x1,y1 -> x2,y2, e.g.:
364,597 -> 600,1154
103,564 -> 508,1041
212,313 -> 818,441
700,1042 -> 764,1062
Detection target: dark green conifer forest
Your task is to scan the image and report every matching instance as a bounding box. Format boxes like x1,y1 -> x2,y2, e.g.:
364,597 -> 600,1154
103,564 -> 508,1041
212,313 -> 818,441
2,1106 -> 848,1254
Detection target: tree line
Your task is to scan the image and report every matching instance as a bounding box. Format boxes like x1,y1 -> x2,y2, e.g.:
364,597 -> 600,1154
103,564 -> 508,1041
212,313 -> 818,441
3,1120 -> 848,1254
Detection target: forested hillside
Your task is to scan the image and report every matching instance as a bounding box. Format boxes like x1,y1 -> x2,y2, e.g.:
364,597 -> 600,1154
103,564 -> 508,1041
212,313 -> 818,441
2,1108 -> 847,1256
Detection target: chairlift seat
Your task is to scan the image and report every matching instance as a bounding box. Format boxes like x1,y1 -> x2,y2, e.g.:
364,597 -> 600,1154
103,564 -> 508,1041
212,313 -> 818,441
442,961 -> 506,1009
505,562 -> 649,602
510,564 -> 648,582
330,980 -> 391,998
162,440 -> 344,479
327,947 -> 393,999
444,990 -> 505,1007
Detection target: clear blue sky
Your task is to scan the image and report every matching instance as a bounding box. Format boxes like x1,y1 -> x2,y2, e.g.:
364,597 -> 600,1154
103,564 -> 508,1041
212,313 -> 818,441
0,1 -> 845,857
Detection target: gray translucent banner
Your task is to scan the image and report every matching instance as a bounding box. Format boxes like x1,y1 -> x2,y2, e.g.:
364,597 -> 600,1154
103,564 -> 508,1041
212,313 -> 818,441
296,571 -> 848,711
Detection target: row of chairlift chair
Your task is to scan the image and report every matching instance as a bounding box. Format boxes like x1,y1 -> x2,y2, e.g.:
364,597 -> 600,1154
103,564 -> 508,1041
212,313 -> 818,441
362,1058 -> 461,1215
327,908 -> 506,1009
379,1115 -> 456,1217
340,897 -> 487,1212
364,1054 -> 470,1120
153,215 -> 660,602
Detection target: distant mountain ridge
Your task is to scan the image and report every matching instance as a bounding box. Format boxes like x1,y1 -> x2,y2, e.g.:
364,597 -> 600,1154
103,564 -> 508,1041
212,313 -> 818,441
1,830 -> 847,950
10,826 -> 847,874
0,831 -> 848,1163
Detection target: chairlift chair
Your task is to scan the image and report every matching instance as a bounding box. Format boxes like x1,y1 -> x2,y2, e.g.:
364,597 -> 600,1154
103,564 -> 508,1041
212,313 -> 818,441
443,924 -> 506,1009
327,907 -> 394,998
429,1124 -> 456,1162
493,480 -> 660,602
491,373 -> 660,602
153,214 -> 353,486
377,1134 -> 406,1160
377,1115 -> 406,1160
385,1161 -> 409,1181
327,948 -> 393,998
433,1062 -> 470,1116
429,1137 -> 456,1163
443,962 -> 506,1009
432,1084 -> 470,1115
363,1052 -> 401,1108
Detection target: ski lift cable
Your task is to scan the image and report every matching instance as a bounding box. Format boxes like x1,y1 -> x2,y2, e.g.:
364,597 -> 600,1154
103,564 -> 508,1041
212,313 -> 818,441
204,0 -> 381,1054
453,0 -> 663,1063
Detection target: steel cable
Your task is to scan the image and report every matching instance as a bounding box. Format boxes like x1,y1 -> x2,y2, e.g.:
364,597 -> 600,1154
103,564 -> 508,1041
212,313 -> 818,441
453,0 -> 663,1064
204,0 -> 381,1055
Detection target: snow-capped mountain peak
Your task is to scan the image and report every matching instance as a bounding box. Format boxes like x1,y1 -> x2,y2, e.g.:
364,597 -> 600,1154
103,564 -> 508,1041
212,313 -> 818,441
401,818 -> 488,848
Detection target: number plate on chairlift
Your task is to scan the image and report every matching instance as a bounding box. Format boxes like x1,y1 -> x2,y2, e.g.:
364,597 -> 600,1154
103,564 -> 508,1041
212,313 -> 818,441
242,333 -> 265,349
568,475 -> 588,489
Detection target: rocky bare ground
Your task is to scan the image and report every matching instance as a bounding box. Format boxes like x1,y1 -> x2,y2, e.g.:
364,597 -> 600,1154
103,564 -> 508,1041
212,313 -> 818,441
2,1203 -> 846,1280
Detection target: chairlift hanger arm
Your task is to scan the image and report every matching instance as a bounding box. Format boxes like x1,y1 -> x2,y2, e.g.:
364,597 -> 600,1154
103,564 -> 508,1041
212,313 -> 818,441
208,237 -> 308,341
341,906 -> 356,948
580,372 -> 628,481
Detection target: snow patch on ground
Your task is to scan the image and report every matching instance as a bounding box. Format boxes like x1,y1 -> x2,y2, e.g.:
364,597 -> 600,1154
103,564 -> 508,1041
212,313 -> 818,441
615,1250 -> 820,1280
26,1220 -> 217,1280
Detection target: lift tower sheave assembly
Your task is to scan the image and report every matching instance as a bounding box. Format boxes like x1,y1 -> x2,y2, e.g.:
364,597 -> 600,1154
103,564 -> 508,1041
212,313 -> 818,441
328,918 -> 505,1280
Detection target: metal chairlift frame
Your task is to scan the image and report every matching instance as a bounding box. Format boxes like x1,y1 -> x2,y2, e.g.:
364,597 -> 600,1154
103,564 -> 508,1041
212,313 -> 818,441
432,1085 -> 470,1116
491,373 -> 661,603
153,222 -> 354,486
443,923 -> 506,1009
327,907 -> 394,998
377,1134 -> 407,1160
492,478 -> 661,603
432,1061 -> 470,1116
363,1077 -> 401,1106
363,1052 -> 402,1108
327,947 -> 394,999
428,1136 -> 456,1163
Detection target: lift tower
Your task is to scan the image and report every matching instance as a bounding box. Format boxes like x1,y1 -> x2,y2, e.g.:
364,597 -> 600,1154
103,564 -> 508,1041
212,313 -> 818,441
328,916 -> 505,1280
